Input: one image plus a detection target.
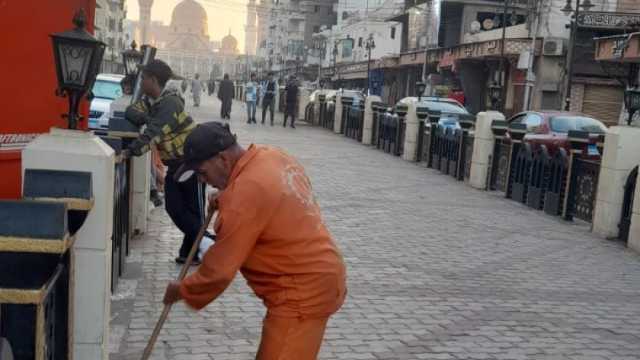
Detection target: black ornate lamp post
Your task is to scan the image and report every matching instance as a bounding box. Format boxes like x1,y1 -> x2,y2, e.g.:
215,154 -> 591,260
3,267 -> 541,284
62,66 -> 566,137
489,82 -> 503,110
624,87 -> 640,125
50,9 -> 105,130
562,0 -> 594,111
365,34 -> 376,95
416,81 -> 427,101
121,40 -> 143,77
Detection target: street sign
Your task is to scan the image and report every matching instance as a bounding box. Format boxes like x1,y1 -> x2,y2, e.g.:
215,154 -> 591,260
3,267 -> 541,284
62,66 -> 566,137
577,11 -> 640,29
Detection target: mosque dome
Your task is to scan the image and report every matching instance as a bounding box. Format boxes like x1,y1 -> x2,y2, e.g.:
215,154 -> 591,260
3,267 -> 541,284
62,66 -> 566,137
170,0 -> 208,37
221,32 -> 238,54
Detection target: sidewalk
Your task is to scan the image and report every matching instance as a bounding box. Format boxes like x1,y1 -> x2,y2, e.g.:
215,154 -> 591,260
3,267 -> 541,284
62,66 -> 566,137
110,95 -> 640,360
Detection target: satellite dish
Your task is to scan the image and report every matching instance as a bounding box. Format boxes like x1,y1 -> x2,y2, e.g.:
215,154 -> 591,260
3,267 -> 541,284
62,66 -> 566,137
470,21 -> 481,34
483,18 -> 495,30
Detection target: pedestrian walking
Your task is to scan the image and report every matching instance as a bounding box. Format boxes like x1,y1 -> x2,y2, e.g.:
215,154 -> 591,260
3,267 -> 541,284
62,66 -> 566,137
181,79 -> 188,94
218,74 -> 234,119
191,73 -> 202,107
283,75 -> 299,128
164,122 -> 347,359
207,78 -> 215,96
261,72 -> 277,126
122,59 -> 207,265
245,73 -> 258,124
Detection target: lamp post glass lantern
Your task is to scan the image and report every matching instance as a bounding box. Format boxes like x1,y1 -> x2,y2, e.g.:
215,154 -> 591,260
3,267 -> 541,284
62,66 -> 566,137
624,87 -> 640,125
50,9 -> 105,130
416,82 -> 427,100
122,40 -> 143,76
489,83 -> 502,110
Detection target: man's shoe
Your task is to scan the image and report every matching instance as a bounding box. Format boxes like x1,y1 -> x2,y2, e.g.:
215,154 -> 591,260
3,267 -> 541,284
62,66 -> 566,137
291,124 -> 296,129
175,256 -> 186,264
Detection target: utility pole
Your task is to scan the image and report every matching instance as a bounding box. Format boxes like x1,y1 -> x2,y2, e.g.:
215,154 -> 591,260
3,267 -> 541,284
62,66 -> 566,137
522,0 -> 541,111
499,0 -> 509,113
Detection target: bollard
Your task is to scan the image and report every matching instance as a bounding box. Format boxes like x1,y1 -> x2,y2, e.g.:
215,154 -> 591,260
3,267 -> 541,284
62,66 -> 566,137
592,126 -> 640,239
469,112 -> 504,189
334,94 -> 344,134
22,129 -> 114,359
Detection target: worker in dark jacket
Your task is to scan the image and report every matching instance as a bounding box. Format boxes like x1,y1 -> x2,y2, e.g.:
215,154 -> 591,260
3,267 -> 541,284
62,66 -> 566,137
123,59 -> 207,265
283,76 -> 299,128
218,74 -> 235,119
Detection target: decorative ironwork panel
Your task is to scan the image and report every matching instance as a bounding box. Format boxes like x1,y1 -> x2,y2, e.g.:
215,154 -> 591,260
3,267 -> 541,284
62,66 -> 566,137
491,141 -> 511,192
572,158 -> 601,223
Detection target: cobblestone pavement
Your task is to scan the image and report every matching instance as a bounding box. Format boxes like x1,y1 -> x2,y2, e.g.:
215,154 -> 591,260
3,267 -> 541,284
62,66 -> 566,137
110,94 -> 640,360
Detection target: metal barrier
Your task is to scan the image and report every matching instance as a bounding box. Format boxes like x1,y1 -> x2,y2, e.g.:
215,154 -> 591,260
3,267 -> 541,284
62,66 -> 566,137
395,105 -> 408,156
526,146 -> 552,210
371,102 -> 388,147
619,165 -> 638,242
543,149 -> 569,216
340,96 -> 354,134
511,143 -> 534,204
377,110 -> 403,156
563,131 -> 604,223
304,102 -> 315,124
100,136 -> 132,291
345,100 -> 365,141
489,121 -> 510,192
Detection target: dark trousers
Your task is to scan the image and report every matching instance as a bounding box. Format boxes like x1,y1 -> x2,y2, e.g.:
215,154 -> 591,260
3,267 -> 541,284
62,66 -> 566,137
164,166 -> 205,258
220,98 -> 232,118
283,104 -> 297,127
262,97 -> 275,124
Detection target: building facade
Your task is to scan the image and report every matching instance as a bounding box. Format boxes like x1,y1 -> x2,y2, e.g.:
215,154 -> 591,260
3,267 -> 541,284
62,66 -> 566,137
95,0 -> 128,74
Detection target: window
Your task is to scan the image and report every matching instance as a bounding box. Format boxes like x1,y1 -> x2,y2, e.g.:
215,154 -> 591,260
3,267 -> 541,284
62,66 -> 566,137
550,116 -> 607,133
314,5 -> 319,12
109,18 -> 116,31
358,37 -> 363,47
524,114 -> 543,132
509,114 -> 527,126
390,27 -> 396,39
92,80 -> 123,100
313,25 -> 320,33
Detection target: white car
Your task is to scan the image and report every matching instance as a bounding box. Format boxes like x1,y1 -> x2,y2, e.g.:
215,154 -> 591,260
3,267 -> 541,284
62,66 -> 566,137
89,74 -> 124,129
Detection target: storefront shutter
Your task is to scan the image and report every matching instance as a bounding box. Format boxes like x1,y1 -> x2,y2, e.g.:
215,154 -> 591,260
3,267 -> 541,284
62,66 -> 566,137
582,85 -> 623,126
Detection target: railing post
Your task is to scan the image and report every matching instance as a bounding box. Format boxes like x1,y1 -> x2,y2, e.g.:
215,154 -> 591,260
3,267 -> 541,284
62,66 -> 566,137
395,104 -> 409,158
506,123 -> 527,199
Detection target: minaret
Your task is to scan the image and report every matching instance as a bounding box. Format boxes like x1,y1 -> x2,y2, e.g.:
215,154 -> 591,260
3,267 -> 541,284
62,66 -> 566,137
245,0 -> 258,55
138,0 -> 154,44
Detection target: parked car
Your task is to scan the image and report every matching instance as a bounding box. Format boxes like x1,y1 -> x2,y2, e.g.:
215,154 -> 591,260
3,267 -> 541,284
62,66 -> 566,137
89,74 -> 124,129
507,111 -> 607,155
398,96 -> 471,129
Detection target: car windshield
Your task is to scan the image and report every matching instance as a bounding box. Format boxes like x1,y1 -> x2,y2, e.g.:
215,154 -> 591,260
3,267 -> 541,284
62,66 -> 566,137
549,116 -> 606,133
92,80 -> 122,100
423,101 -> 468,114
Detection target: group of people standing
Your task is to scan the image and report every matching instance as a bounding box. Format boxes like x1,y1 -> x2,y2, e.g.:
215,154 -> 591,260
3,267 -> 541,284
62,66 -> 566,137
180,72 -> 301,128
243,72 -> 299,128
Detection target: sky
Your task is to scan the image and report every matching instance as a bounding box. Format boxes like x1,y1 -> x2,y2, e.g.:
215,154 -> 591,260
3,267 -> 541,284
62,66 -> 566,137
126,0 -> 248,52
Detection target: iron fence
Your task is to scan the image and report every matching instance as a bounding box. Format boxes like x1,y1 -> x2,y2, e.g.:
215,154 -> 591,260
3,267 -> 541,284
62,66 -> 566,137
345,100 -> 365,142
543,149 -> 569,216
340,97 -> 354,135
564,158 -> 601,222
100,136 -> 132,291
526,146 -> 552,210
371,102 -> 388,146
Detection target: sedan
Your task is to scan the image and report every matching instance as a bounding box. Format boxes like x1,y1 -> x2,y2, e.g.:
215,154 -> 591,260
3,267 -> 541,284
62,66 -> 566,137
507,111 -> 607,155
399,97 -> 472,129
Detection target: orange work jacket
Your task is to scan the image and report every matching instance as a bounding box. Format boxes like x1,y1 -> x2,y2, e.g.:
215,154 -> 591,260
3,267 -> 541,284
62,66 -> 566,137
180,144 -> 347,318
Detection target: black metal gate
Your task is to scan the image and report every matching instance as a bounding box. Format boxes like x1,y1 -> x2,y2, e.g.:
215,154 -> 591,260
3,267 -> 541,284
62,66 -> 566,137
543,149 -> 569,216
511,143 -> 533,203
490,139 -> 511,192
565,158 -> 601,222
527,146 -> 551,210
619,166 -> 638,242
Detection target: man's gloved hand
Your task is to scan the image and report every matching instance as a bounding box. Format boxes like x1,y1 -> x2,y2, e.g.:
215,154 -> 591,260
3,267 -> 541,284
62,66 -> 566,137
125,101 -> 149,126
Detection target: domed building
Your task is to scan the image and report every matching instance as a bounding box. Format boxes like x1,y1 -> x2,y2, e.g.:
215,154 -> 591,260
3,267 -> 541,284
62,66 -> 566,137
129,0 -> 246,79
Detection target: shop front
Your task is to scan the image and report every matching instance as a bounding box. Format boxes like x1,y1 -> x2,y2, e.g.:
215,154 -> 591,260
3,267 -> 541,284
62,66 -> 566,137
594,32 -> 640,126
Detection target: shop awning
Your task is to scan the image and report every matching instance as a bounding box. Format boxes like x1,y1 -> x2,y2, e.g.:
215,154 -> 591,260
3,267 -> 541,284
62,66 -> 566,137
594,32 -> 640,62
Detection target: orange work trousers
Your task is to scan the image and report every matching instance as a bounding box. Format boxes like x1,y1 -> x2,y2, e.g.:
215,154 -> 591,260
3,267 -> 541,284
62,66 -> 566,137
256,314 -> 329,360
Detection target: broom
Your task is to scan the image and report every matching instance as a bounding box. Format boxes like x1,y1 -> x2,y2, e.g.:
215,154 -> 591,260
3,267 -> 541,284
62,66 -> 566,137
140,201 -> 217,359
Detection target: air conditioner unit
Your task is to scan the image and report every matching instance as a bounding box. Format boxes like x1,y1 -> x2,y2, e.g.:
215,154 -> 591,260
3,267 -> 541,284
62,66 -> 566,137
543,38 -> 565,56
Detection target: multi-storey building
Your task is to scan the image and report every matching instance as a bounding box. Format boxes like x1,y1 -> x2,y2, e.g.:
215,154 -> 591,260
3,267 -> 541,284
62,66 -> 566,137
256,0 -> 338,79
95,0 -> 128,74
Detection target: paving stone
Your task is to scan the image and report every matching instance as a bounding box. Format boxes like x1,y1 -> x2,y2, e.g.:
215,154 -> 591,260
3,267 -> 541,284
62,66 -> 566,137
110,96 -> 640,359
